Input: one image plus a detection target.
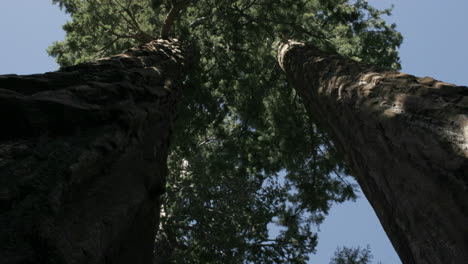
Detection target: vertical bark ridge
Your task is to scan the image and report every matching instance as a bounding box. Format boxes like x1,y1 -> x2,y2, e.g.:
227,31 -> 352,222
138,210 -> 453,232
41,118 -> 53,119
279,41 -> 468,264
0,39 -> 190,264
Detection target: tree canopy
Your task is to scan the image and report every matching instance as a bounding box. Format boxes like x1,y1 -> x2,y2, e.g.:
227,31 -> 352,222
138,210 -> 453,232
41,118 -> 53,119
330,246 -> 378,264
48,0 -> 402,263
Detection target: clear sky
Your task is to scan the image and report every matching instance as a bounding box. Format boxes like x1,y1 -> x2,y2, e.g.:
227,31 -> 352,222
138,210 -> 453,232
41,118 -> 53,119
0,1 -> 467,264
0,1 -> 68,74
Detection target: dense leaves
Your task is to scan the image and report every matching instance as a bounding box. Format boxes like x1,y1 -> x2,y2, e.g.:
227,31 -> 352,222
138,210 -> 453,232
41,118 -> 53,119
329,246 -> 380,264
49,0 -> 402,263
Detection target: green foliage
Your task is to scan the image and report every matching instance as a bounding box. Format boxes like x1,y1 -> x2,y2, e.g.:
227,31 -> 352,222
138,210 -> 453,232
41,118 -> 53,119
49,0 -> 402,263
151,0 -> 164,10
49,0 -> 162,65
329,246 -> 381,264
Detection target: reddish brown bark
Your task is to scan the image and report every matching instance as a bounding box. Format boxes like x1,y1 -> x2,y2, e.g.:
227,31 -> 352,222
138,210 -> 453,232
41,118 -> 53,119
278,41 -> 468,264
0,39 -> 190,264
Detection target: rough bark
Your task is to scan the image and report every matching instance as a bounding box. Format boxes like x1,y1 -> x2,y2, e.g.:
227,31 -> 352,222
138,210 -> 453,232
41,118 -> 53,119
0,39 -> 189,264
278,41 -> 468,264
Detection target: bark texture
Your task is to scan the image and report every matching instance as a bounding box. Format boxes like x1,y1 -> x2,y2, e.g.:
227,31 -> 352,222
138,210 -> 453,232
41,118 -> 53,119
278,41 -> 468,264
0,39 -> 189,264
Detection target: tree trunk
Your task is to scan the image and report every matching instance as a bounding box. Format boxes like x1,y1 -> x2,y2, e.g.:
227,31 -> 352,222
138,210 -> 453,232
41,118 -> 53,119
278,41 -> 468,264
0,39 -> 189,264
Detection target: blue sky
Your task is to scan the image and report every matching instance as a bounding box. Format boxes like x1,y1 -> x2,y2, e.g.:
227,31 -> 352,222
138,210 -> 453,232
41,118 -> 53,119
0,1 -> 68,74
367,0 -> 468,86
0,1 -> 467,264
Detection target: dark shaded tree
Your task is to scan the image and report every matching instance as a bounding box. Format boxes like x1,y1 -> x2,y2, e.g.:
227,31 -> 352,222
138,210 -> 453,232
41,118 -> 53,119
278,41 -> 468,264
0,40 -> 190,264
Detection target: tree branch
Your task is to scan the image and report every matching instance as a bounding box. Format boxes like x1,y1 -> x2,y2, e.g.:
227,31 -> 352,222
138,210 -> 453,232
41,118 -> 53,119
110,0 -> 153,43
160,0 -> 193,39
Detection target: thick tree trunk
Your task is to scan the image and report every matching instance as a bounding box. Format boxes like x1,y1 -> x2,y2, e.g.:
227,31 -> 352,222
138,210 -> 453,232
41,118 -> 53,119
0,39 -> 189,264
278,41 -> 468,264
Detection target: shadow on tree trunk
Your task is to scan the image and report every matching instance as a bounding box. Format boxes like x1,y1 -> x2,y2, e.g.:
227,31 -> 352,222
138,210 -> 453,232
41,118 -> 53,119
279,41 -> 468,264
0,39 -> 190,264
